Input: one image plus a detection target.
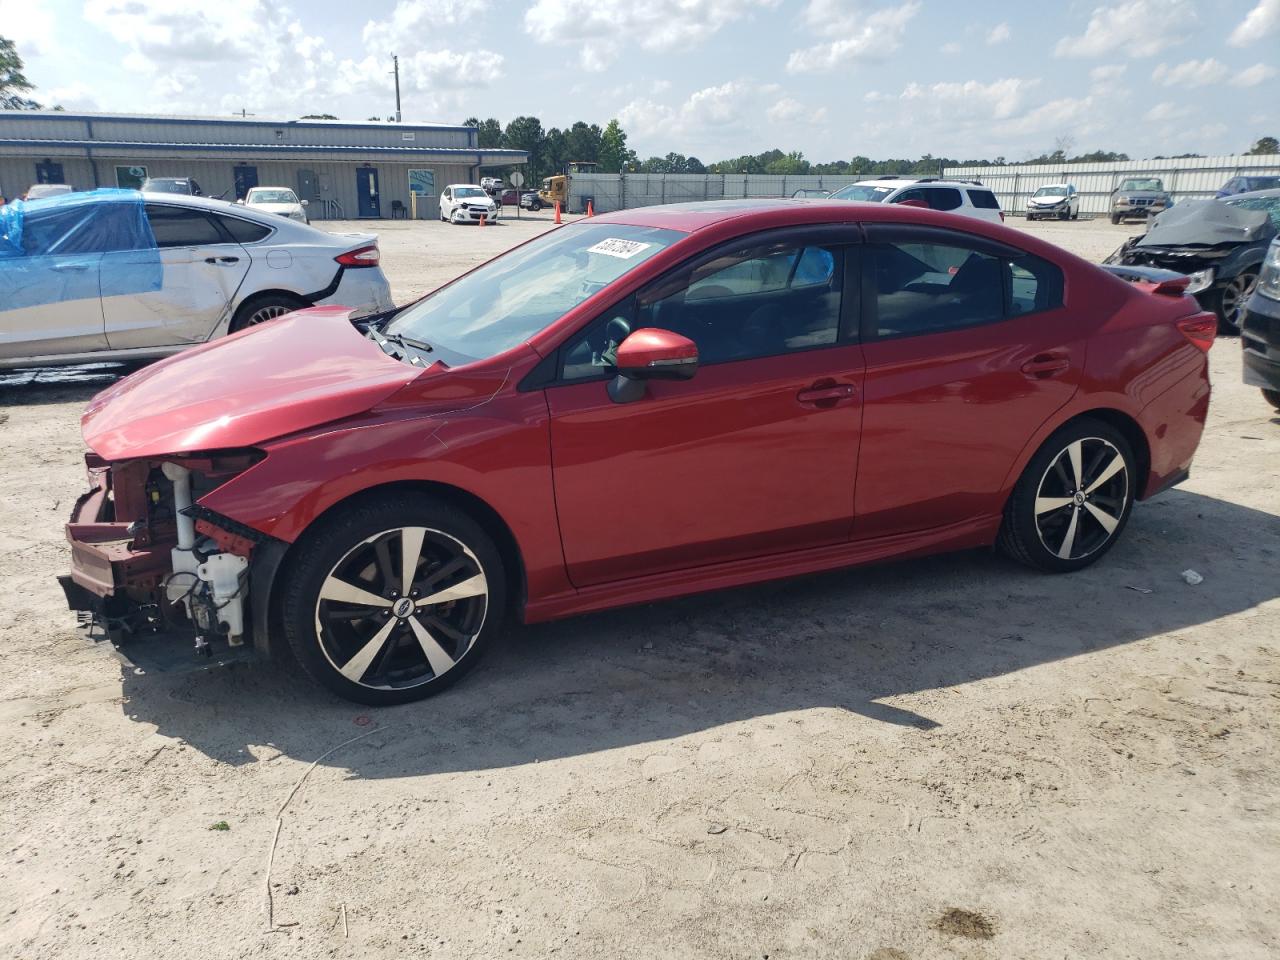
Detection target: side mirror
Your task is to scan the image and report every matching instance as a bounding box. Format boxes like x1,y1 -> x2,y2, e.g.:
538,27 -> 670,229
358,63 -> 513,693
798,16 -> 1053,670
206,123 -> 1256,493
608,329 -> 698,403
301,199 -> 309,206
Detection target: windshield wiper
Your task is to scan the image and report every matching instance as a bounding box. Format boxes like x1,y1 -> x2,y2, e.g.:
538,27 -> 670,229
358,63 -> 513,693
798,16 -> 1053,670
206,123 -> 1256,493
366,327 -> 434,365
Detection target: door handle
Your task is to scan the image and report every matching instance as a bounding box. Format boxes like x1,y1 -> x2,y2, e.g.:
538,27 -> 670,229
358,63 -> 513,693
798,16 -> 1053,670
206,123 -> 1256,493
797,382 -> 857,406
1020,353 -> 1071,378
204,256 -> 240,265
51,262 -> 90,272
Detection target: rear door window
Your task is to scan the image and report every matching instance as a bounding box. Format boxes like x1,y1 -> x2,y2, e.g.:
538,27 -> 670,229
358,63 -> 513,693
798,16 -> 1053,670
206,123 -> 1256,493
925,187 -> 963,211
967,189 -> 1000,209
145,204 -> 224,248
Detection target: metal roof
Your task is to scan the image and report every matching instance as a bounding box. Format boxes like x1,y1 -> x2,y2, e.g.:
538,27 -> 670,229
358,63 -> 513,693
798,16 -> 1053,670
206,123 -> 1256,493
0,138 -> 528,161
5,110 -> 475,132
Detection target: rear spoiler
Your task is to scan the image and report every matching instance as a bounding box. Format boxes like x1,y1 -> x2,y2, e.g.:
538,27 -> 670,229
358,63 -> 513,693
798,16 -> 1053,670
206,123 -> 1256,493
1098,263 -> 1190,297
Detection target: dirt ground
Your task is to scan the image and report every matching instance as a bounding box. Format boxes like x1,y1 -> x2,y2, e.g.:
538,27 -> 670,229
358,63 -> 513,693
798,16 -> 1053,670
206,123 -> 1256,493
1,210 -> 1277,960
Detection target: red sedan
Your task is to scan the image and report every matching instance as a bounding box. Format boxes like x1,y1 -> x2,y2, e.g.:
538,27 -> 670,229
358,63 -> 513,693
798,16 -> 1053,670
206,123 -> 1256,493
62,200 -> 1215,704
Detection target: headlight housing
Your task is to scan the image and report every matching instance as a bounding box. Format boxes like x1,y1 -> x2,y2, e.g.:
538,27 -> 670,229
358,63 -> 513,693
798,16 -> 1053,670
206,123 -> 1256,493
1257,242 -> 1280,301
1184,268 -> 1215,295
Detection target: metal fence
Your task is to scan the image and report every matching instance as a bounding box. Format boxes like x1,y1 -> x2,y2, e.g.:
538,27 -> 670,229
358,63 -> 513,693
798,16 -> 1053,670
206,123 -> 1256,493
568,154 -> 1280,217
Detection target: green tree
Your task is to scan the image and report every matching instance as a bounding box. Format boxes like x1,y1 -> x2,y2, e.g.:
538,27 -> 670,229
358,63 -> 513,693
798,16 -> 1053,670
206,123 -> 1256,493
503,115 -> 546,177
598,119 -> 629,173
464,117 -> 505,148
1,36 -> 40,109
1247,136 -> 1279,155
565,121 -> 602,164
543,127 -> 568,177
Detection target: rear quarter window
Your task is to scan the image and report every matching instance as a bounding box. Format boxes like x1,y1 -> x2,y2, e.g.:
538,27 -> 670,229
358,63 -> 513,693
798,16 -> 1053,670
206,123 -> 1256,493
967,189 -> 1000,210
212,214 -> 272,243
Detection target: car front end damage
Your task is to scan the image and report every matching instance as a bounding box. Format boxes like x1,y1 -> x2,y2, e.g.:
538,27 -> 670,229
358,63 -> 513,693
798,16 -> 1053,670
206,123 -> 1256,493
60,448 -> 283,666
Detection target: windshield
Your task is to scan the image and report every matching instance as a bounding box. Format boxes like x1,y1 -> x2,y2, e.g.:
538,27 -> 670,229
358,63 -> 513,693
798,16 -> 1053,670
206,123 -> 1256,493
1225,196 -> 1280,228
454,187 -> 487,199
829,184 -> 894,202
143,180 -> 188,194
384,223 -> 684,365
1120,179 -> 1163,192
1034,186 -> 1068,197
247,189 -> 298,204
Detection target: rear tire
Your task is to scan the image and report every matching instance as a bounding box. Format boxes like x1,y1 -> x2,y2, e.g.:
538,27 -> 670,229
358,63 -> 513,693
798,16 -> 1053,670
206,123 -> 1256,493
1110,213 -> 1122,225
998,418 -> 1136,573
229,292 -> 307,333
529,199 -> 542,211
279,495 -> 507,705
1263,389 -> 1280,411
1207,271 -> 1258,334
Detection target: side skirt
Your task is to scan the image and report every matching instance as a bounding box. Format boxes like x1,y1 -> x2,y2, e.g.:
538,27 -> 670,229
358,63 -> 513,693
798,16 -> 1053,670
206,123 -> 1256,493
523,515 -> 1000,624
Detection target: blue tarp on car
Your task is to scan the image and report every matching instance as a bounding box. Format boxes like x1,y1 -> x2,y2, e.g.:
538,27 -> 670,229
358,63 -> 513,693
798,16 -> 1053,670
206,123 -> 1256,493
0,189 -> 162,312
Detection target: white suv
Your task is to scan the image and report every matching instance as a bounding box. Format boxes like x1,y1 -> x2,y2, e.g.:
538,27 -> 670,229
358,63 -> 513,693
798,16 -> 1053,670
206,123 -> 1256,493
828,177 -> 1005,223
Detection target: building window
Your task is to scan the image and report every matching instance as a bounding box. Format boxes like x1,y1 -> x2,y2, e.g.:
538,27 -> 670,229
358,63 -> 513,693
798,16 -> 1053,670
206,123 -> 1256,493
275,129 -> 287,140
402,131 -> 416,141
115,165 -> 148,189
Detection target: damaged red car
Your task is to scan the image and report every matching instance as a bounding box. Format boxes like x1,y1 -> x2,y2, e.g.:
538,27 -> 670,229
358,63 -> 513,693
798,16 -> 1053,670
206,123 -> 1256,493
62,200 -> 1215,705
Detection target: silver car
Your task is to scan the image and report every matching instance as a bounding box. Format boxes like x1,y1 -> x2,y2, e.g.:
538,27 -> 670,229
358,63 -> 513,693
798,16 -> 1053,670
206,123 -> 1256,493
0,190 -> 394,369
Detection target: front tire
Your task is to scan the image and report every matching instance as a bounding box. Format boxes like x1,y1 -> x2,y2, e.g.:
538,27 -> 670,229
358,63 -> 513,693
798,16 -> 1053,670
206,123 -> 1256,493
1110,212 -> 1122,225
1263,388 -> 1280,411
1208,271 -> 1258,334
279,495 -> 507,705
998,418 -> 1136,573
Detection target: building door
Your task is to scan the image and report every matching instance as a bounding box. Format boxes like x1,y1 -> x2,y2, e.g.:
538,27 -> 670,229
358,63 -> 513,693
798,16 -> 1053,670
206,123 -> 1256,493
356,167 -> 381,218
35,160 -> 64,184
233,165 -> 259,200
297,169 -> 318,202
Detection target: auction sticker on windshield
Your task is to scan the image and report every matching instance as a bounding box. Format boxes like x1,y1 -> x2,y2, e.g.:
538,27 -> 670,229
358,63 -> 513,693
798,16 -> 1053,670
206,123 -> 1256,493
587,238 -> 653,259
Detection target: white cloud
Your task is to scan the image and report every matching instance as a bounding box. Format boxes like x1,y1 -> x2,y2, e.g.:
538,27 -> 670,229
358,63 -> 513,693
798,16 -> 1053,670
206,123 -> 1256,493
1232,62 -> 1278,86
1229,0 -> 1280,45
940,41 -> 962,54
987,22 -> 1011,45
1089,64 -> 1127,82
767,97 -> 829,125
1143,101 -> 1192,123
43,82 -> 100,111
897,77 -> 1034,121
786,1 -> 920,73
1054,0 -> 1194,58
524,0 -> 777,71
0,0 -> 56,56
1152,58 -> 1229,87
363,1 -> 483,56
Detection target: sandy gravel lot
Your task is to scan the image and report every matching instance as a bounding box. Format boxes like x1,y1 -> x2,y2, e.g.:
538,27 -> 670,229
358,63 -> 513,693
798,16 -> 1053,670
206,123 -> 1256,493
0,211 -> 1277,960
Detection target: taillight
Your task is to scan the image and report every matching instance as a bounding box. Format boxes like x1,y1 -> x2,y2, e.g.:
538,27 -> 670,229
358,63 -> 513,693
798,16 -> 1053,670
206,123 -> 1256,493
1177,314 -> 1216,353
335,244 -> 379,267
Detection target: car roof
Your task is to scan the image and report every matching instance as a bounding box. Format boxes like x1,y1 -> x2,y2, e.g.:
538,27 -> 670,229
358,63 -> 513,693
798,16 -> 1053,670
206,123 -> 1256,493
591,198 -> 1020,236
246,186 -> 294,192
1226,187 -> 1280,201
447,183 -> 485,189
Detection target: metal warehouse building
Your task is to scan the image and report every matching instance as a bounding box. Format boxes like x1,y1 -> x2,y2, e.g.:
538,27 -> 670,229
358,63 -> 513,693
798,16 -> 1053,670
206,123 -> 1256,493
0,111 -> 528,219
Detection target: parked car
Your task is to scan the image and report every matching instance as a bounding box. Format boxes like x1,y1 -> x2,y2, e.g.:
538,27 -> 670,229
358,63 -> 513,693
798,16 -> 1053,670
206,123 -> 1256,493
25,183 -> 75,200
480,177 -> 504,192
241,186 -> 309,224
1244,236 -> 1280,409
440,184 -> 500,224
1026,184 -> 1079,221
498,188 -> 538,207
791,188 -> 831,199
1216,175 -> 1280,198
1241,236 -> 1280,410
0,189 -> 393,369
61,199 -> 1214,704
141,177 -> 204,197
1105,191 -> 1278,332
828,177 -> 1004,223
1110,177 -> 1172,224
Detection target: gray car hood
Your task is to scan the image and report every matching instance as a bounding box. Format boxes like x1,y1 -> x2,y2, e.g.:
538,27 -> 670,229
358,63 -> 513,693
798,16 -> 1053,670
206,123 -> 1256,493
1138,199 -> 1274,248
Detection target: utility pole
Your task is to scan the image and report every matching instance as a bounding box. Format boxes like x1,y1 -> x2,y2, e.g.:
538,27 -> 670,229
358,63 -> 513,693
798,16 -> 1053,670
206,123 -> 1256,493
391,54 -> 402,122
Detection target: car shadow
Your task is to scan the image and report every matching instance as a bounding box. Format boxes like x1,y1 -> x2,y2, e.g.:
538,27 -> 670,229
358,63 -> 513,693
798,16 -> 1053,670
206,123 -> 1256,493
0,363 -> 131,404
116,487 -> 1279,775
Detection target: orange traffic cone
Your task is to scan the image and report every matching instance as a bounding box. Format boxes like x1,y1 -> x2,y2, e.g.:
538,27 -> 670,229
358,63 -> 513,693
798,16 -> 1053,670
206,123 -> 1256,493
586,199 -> 594,217
554,201 -> 562,224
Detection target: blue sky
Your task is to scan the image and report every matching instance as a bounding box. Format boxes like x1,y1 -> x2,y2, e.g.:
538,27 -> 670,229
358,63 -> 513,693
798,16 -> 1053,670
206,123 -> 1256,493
7,0 -> 1279,161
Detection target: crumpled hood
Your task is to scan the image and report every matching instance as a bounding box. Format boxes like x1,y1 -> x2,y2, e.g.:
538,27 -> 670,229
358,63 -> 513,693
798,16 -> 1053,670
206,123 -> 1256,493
1138,199 -> 1274,248
249,202 -> 304,216
1029,195 -> 1068,205
82,307 -> 421,461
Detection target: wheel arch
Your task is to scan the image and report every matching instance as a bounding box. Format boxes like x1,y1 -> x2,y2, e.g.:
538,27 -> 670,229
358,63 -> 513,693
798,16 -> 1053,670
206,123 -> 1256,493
255,479 -> 528,659
998,404 -> 1153,518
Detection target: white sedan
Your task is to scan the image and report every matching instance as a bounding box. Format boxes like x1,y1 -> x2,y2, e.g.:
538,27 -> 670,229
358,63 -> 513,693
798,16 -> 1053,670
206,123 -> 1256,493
439,184 -> 499,224
0,191 -> 394,369
242,186 -> 310,224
